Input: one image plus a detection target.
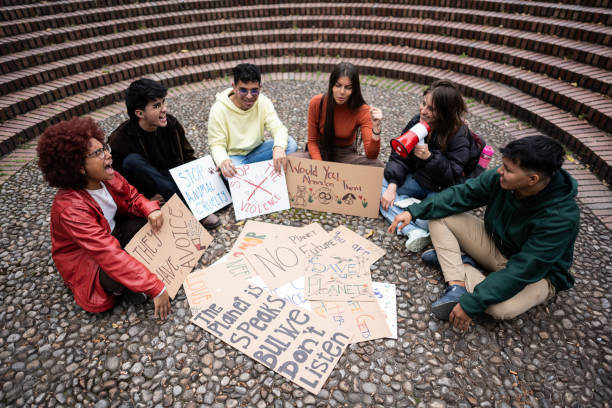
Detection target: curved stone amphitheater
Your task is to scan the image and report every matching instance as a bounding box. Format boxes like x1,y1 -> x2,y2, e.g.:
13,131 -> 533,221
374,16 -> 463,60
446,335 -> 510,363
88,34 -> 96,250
0,1 -> 611,407
1,0 -> 611,180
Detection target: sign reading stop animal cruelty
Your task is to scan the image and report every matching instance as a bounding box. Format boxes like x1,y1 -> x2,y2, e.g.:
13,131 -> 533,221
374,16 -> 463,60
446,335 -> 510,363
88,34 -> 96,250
125,194 -> 213,298
169,155 -> 232,220
228,160 -> 290,220
190,274 -> 350,395
285,157 -> 383,218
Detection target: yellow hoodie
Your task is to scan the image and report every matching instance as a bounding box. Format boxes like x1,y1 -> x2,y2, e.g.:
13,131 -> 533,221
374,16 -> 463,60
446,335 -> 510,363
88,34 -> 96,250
207,88 -> 289,166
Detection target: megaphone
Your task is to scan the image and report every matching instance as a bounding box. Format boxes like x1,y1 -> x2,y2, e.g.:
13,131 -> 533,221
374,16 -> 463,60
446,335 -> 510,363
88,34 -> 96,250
390,120 -> 430,158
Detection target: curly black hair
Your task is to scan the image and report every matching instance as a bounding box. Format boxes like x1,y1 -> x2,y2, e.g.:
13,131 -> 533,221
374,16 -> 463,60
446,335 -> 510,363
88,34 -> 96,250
37,117 -> 105,189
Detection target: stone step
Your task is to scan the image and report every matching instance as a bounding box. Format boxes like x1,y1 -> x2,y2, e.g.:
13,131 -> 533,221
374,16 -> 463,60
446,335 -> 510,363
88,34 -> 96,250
2,27 -> 610,98
2,41 -> 610,134
2,0 -> 610,24
0,56 -> 610,183
2,3 -> 610,49
2,15 -> 609,76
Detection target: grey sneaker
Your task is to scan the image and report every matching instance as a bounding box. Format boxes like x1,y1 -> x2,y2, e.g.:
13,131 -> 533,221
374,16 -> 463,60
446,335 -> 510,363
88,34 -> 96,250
405,228 -> 431,252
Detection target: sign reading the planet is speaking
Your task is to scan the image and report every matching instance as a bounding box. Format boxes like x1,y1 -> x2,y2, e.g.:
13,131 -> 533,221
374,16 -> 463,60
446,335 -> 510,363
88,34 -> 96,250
169,155 -> 232,220
285,157 -> 383,218
125,194 -> 213,298
189,270 -> 351,395
228,160 -> 290,220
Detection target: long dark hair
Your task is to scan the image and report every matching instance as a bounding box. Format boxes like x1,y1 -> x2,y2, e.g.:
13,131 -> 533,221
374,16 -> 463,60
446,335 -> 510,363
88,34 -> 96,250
321,62 -> 366,161
426,79 -> 466,152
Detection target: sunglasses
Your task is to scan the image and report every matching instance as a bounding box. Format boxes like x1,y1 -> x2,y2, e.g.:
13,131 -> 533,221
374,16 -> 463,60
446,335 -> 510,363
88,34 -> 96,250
238,87 -> 260,96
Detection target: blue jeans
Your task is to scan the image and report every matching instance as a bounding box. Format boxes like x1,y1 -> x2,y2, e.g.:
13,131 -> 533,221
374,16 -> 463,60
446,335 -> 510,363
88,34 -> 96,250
380,176 -> 434,236
121,153 -> 180,201
229,137 -> 298,166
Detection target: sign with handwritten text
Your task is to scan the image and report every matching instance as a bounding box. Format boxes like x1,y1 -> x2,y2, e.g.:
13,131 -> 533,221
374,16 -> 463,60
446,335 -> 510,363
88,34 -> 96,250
189,272 -> 350,394
246,276 -> 393,343
228,160 -> 290,220
285,157 -> 383,218
125,194 -> 213,298
244,223 -> 328,289
373,282 -> 397,339
169,155 -> 231,220
304,256 -> 375,302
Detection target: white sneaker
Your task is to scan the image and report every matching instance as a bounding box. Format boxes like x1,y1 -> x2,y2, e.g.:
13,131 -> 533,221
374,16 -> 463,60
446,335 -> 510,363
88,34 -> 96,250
394,197 -> 422,209
405,229 -> 431,253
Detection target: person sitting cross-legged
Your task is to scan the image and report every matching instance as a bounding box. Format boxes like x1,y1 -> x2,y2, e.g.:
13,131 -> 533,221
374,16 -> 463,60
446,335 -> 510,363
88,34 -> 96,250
109,78 -> 220,229
208,63 -> 297,178
388,136 -> 580,330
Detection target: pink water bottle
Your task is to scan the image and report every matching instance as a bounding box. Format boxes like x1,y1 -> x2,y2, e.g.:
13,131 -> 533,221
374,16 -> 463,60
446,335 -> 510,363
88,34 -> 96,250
478,145 -> 494,169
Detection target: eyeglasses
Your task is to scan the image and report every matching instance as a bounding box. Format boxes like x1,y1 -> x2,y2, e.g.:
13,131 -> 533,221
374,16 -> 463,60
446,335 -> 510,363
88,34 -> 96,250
238,87 -> 260,97
86,143 -> 110,159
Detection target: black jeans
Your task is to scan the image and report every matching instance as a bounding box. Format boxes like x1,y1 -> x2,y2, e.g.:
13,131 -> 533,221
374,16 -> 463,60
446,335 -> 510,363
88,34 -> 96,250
98,216 -> 147,296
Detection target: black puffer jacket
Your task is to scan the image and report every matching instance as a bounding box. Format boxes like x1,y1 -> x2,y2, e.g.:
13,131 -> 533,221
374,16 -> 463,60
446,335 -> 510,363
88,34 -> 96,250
384,114 -> 480,192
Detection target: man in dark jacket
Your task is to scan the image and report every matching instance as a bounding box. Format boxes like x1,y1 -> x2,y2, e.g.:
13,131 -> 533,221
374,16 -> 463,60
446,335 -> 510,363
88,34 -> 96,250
389,136 -> 580,330
109,79 -> 219,229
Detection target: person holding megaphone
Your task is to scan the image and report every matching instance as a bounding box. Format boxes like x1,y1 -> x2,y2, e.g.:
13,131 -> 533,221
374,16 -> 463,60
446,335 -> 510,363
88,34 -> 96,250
380,79 -> 481,252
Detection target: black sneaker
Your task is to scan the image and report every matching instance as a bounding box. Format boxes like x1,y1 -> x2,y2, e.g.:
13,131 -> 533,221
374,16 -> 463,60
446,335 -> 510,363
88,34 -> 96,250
122,291 -> 148,305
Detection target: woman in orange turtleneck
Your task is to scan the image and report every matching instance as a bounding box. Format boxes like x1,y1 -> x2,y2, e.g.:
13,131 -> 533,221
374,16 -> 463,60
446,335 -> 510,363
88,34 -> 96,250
292,62 -> 384,167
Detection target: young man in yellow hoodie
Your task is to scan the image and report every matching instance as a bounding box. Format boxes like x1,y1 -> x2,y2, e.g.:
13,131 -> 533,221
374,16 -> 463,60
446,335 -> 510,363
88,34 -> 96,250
207,63 -> 297,178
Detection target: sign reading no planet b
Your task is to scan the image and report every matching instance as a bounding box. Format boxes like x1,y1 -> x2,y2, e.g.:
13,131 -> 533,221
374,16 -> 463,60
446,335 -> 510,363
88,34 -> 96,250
169,155 -> 232,220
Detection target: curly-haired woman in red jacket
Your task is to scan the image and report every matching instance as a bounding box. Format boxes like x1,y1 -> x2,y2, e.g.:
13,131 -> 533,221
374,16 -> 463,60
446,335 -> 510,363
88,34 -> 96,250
37,117 -> 170,319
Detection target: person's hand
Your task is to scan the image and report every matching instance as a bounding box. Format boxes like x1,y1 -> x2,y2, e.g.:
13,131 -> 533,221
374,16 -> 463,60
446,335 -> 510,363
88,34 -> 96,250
381,183 -> 397,211
414,144 -> 431,160
449,303 -> 471,331
387,211 -> 412,234
149,193 -> 165,206
148,210 -> 163,233
219,159 -> 237,178
153,291 -> 171,320
272,146 -> 287,174
370,107 -> 383,137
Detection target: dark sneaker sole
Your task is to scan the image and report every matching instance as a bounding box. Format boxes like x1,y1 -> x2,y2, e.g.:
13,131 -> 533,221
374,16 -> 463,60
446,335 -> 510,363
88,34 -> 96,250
431,300 -> 458,321
202,221 -> 220,230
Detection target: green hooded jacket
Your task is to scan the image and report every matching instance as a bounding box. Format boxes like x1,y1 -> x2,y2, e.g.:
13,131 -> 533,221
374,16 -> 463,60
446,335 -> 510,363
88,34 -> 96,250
407,168 -> 580,317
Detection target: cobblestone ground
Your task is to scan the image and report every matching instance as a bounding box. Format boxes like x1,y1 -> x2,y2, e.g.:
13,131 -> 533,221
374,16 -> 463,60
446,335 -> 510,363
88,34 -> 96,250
0,80 -> 610,408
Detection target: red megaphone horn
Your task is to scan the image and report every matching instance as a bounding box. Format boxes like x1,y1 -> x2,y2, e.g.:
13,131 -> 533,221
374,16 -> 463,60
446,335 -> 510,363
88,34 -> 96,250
390,120 -> 430,158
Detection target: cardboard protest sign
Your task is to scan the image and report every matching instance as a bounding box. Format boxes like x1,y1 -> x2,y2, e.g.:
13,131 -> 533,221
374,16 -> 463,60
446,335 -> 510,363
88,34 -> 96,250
326,226 -> 386,266
304,256 -> 375,302
169,155 -> 232,220
248,276 -> 392,343
184,258 -> 262,312
309,299 -> 392,343
373,282 -> 397,339
244,223 -> 328,289
125,194 -> 213,298
228,160 -> 290,220
190,274 -> 351,394
229,220 -> 301,259
285,157 -> 383,218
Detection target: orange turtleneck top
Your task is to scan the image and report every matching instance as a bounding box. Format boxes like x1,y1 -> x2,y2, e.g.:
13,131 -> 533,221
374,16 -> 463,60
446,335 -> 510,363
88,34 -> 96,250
307,94 -> 380,161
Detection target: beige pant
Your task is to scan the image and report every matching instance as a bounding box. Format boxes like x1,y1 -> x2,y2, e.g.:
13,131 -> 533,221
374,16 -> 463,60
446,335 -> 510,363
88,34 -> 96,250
429,213 -> 556,320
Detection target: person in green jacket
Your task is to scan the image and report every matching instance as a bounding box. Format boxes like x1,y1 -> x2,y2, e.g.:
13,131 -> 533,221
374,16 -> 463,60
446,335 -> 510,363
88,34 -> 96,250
389,136 -> 580,330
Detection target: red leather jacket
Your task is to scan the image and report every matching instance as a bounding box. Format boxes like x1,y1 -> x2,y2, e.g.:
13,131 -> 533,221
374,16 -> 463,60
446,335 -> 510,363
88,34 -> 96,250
50,172 -> 164,313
